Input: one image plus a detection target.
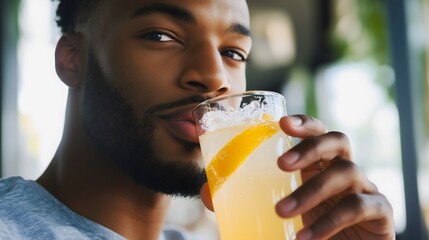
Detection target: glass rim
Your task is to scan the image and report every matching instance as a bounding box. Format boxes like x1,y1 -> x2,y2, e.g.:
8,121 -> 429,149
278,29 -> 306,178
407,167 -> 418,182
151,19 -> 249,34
193,90 -> 285,111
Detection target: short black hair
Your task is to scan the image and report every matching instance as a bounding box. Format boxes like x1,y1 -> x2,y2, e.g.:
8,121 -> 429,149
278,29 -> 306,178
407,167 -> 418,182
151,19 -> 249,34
52,0 -> 100,33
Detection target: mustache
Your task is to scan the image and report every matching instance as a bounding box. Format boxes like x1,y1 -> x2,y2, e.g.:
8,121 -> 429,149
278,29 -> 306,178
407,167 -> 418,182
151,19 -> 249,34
145,95 -> 210,115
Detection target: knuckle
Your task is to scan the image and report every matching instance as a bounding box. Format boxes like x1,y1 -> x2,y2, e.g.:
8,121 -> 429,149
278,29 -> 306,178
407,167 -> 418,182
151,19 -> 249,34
331,160 -> 369,193
368,181 -> 379,192
332,159 -> 358,176
298,114 -> 314,123
373,198 -> 387,217
328,131 -> 352,156
328,131 -> 349,144
376,193 -> 394,217
299,115 -> 328,133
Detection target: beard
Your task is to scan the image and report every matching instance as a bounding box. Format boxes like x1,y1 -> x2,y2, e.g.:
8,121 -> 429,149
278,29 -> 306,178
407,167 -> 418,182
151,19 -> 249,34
81,51 -> 206,197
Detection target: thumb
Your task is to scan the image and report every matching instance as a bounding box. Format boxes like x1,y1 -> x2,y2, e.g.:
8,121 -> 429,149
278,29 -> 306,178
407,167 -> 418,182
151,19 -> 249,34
199,183 -> 214,211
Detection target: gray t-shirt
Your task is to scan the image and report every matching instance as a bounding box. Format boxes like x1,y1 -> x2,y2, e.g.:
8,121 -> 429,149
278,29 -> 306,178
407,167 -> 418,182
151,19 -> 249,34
0,176 -> 190,240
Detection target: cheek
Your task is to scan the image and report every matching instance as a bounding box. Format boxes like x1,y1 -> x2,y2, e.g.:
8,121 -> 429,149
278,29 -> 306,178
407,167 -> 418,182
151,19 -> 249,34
104,45 -> 183,109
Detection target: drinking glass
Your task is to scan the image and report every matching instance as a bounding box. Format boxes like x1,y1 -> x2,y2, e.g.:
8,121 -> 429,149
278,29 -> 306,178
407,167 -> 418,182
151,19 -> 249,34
193,91 -> 303,240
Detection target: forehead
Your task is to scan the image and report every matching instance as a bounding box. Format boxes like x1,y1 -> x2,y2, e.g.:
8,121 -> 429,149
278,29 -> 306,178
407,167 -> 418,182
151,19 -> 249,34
93,0 -> 250,30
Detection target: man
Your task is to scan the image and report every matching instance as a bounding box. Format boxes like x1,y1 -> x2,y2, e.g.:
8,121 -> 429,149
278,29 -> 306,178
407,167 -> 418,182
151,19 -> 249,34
0,0 -> 395,239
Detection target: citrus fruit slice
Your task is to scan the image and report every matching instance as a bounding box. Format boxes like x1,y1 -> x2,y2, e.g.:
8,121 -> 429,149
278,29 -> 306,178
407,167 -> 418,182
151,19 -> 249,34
206,121 -> 280,195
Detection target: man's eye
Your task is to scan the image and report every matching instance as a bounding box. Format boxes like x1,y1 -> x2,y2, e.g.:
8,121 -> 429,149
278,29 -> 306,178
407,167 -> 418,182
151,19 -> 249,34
140,32 -> 175,42
221,49 -> 248,62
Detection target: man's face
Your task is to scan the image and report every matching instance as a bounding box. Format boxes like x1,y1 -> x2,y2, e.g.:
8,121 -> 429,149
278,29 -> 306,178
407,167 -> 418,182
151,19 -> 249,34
80,0 -> 252,196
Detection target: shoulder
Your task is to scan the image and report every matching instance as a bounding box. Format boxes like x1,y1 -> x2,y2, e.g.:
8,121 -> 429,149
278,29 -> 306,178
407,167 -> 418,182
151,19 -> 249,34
0,176 -> 56,233
0,176 -> 34,204
0,177 -> 199,240
0,176 -> 28,191
0,176 -> 51,213
0,176 -> 47,239
0,176 -> 125,240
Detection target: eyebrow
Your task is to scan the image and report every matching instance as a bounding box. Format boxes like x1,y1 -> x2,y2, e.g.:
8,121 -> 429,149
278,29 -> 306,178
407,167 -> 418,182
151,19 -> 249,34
228,23 -> 252,37
132,3 -> 196,24
132,3 -> 252,38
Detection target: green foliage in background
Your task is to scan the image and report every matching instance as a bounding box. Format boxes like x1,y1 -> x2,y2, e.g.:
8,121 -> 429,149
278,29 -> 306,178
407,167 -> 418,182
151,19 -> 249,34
356,0 -> 390,64
330,0 -> 389,64
4,0 -> 21,39
329,0 -> 394,99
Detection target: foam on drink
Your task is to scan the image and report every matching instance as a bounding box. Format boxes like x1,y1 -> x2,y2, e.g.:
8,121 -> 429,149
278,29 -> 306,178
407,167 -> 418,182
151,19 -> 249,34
199,100 -> 276,132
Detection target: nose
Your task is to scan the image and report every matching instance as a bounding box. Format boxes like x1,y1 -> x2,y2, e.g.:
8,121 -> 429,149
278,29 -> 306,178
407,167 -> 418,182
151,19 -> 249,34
179,43 -> 230,96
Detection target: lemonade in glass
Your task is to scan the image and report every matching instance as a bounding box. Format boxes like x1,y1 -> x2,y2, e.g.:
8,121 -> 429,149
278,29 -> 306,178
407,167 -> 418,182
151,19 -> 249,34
193,91 -> 303,240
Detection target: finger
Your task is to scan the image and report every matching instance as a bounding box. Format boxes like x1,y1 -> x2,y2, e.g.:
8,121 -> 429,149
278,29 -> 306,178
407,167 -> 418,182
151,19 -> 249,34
297,193 -> 394,240
280,115 -> 328,139
276,159 -> 377,218
199,183 -> 214,212
278,131 -> 352,172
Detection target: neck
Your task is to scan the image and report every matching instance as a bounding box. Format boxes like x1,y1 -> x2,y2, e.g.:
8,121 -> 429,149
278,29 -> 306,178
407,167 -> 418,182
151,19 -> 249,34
37,90 -> 171,240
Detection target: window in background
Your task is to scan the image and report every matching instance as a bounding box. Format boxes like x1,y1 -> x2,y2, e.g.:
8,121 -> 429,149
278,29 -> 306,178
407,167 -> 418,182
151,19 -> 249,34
1,0 -> 20,178
249,9 -> 296,69
420,0 -> 429,231
246,7 -> 306,115
5,0 -> 66,179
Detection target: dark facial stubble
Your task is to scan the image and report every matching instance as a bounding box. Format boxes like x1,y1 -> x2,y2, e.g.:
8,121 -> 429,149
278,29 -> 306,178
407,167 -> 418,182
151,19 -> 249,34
81,51 -> 206,197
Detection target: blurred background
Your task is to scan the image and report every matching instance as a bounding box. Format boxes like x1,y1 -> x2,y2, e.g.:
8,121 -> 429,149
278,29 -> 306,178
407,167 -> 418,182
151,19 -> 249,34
0,0 -> 428,239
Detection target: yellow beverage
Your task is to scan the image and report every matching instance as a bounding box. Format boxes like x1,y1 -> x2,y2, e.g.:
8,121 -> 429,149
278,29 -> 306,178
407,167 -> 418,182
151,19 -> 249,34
199,121 -> 303,240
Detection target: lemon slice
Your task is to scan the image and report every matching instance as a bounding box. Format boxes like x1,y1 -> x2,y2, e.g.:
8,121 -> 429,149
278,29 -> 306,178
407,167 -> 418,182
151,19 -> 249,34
206,121 -> 280,195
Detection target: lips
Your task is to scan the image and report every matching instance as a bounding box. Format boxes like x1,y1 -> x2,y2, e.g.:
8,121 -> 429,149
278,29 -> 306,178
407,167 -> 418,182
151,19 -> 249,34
158,105 -> 200,143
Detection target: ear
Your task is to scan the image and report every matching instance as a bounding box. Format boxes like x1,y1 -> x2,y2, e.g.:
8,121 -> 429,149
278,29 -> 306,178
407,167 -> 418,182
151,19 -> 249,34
55,34 -> 85,88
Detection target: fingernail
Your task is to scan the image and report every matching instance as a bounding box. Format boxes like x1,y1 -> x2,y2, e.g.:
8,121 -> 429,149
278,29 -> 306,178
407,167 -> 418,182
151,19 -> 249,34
277,197 -> 297,215
290,116 -> 302,126
284,151 -> 300,165
297,228 -> 313,240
